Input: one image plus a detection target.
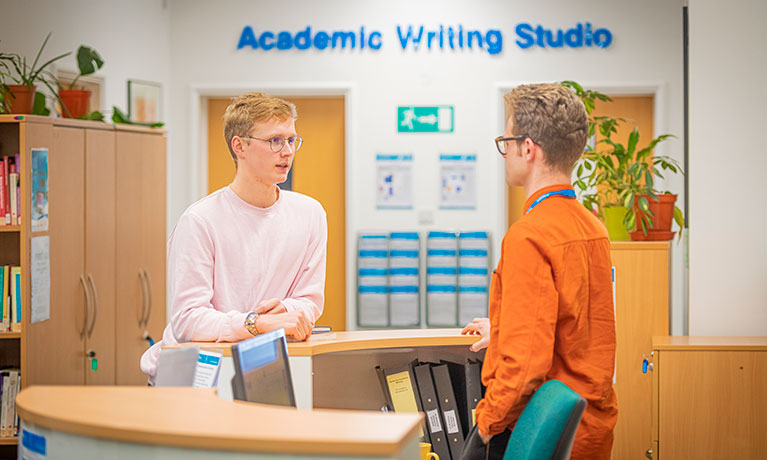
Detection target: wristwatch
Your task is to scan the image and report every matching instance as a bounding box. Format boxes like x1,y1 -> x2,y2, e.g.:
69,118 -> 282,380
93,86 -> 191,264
244,311 -> 260,335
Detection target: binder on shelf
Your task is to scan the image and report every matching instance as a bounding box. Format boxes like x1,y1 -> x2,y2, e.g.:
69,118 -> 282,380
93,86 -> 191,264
413,363 -> 452,460
383,359 -> 430,443
443,359 -> 483,436
375,365 -> 394,412
432,363 -> 465,459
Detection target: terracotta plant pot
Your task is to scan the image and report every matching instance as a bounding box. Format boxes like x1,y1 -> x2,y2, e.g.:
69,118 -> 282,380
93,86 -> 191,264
630,193 -> 677,241
5,84 -> 36,114
58,89 -> 91,118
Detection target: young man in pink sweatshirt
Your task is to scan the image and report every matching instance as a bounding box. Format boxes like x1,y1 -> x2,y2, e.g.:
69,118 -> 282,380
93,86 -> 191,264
141,93 -> 327,383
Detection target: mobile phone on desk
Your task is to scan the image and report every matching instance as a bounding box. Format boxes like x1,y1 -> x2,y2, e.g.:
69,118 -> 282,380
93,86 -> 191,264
312,326 -> 331,334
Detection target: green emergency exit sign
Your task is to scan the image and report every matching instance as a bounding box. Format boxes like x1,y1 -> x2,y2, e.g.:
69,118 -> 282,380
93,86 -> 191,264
397,106 -> 454,133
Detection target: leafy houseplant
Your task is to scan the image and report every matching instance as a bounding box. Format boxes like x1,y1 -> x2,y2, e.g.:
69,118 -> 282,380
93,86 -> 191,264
58,46 -> 104,118
2,33 -> 70,114
561,81 -> 685,241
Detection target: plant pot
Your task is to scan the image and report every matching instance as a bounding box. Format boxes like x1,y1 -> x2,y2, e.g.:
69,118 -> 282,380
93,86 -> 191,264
5,84 -> 36,114
603,206 -> 630,241
58,89 -> 91,118
630,193 -> 677,241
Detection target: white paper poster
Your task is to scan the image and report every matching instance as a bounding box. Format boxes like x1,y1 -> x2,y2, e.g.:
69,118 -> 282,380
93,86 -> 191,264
376,154 -> 413,209
30,236 -> 50,324
440,154 -> 476,209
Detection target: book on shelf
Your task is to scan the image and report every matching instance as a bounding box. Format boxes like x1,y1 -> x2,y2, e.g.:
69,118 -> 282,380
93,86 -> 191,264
0,159 -> 6,225
1,266 -> 8,332
10,266 -> 20,333
8,174 -> 17,228
0,369 -> 20,437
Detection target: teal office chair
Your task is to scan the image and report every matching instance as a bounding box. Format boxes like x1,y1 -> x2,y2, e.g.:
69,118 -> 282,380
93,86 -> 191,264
503,379 -> 587,460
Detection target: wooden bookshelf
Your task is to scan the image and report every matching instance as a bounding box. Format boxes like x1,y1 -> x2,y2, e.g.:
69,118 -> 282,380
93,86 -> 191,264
0,437 -> 17,445
0,226 -> 20,233
0,333 -> 20,340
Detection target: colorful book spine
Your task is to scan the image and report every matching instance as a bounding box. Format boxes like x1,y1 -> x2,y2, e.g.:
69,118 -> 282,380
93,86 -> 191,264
8,174 -> 17,227
1,266 -> 8,332
0,159 -> 6,225
10,267 -> 20,333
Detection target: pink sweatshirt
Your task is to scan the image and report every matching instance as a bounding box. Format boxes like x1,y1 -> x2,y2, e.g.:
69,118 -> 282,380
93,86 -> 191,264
140,186 -> 327,380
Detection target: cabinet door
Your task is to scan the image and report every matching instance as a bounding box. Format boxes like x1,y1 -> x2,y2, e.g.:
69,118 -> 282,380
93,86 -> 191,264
83,128 -> 116,385
26,126 -> 86,385
115,130 -> 166,385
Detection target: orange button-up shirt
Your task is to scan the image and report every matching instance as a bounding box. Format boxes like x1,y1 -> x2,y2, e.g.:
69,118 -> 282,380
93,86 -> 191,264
475,184 -> 618,460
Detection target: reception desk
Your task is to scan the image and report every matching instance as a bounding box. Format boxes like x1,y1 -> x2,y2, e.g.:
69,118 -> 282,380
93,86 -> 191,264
16,386 -> 423,459
179,328 -> 483,410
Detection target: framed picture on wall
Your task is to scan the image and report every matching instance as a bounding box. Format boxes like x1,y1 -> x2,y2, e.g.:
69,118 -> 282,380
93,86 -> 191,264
127,79 -> 162,124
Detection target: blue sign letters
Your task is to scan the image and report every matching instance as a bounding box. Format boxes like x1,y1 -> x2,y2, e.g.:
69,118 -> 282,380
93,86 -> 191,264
237,22 -> 612,54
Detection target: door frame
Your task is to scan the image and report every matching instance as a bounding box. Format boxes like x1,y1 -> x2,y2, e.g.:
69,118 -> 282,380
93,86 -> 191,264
189,82 -> 357,330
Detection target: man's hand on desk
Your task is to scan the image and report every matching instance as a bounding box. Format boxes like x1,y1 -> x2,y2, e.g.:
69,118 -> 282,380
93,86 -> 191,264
254,298 -> 287,314
461,317 -> 490,352
255,310 -> 312,341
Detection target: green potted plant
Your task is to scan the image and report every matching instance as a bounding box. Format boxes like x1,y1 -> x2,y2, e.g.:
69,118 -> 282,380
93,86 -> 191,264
561,81 -> 685,241
2,33 -> 70,114
58,45 -> 103,118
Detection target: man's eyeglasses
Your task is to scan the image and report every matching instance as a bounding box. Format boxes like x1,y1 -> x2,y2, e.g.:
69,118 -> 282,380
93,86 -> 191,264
494,134 -> 532,156
241,135 -> 304,153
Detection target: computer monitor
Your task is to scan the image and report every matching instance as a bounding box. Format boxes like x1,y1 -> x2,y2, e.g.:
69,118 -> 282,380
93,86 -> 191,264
231,328 -> 296,407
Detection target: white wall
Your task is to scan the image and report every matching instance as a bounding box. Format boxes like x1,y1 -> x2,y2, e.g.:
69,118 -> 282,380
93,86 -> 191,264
167,0 -> 687,330
0,0 -> 171,124
688,0 -> 767,335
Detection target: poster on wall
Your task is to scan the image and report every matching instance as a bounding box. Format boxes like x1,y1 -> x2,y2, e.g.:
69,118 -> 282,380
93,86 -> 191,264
31,148 -> 49,232
376,154 -> 413,209
439,154 -> 476,209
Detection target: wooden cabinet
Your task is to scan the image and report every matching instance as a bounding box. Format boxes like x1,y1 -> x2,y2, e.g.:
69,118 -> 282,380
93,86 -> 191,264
610,242 -> 670,460
115,127 -> 167,385
652,337 -> 767,460
0,115 -> 166,394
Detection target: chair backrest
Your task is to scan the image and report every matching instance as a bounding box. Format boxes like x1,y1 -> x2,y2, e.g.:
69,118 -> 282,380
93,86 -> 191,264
503,380 -> 587,460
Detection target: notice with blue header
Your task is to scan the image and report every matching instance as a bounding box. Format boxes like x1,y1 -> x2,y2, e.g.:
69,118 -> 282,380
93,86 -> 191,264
377,154 -> 413,209
440,154 -> 476,209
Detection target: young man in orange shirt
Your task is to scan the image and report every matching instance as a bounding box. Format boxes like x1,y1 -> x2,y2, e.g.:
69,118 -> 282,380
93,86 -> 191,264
461,84 -> 618,460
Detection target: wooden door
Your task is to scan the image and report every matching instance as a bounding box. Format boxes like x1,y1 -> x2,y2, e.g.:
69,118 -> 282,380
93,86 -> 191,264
206,96 -> 346,331
83,128 -> 116,385
115,129 -> 166,385
26,126 -> 86,385
506,95 -> 654,227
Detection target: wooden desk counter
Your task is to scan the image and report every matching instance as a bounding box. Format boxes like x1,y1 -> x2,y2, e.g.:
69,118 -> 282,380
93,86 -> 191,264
174,329 -> 482,411
17,386 -> 422,458
182,328 -> 480,357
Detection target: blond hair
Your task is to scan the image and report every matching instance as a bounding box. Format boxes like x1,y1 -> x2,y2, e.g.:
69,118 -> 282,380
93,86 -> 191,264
223,92 -> 297,166
504,84 -> 588,174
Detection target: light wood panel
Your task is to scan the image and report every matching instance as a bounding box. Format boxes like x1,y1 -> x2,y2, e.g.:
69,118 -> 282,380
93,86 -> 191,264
84,128 -> 116,385
115,129 -> 166,385
17,386 -> 422,456
206,96 -> 347,332
610,241 -> 669,460
658,350 -> 767,460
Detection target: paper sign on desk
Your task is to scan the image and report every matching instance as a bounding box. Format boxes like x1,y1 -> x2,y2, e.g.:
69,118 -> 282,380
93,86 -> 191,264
193,350 -> 223,388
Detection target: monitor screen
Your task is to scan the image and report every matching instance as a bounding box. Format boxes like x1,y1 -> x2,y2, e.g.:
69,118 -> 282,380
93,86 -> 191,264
231,329 -> 296,407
